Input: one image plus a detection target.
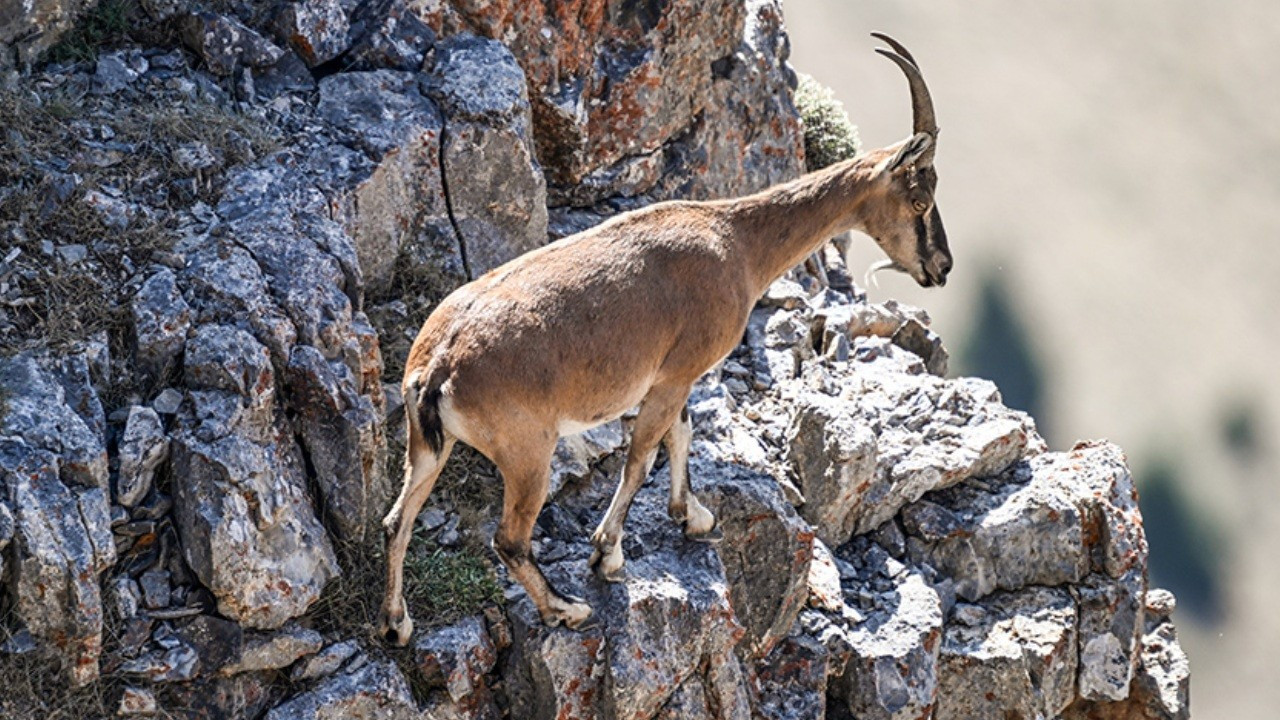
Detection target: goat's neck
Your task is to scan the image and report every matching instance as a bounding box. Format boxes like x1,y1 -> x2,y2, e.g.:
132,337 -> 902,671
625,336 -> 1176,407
730,157 -> 876,296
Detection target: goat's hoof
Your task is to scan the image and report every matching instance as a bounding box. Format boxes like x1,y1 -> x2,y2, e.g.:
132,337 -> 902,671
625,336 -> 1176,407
589,544 -> 625,582
378,608 -> 414,647
561,602 -> 595,630
686,522 -> 723,544
542,598 -> 595,630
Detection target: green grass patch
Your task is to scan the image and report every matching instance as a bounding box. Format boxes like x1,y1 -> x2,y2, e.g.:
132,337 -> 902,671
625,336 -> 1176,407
43,0 -> 140,65
794,73 -> 861,172
403,530 -> 503,626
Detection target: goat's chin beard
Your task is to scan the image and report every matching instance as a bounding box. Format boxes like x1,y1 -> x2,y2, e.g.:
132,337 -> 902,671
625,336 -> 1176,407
864,259 -> 906,289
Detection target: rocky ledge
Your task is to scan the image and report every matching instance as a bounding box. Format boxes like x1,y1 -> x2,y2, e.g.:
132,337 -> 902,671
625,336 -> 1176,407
0,0 -> 1186,718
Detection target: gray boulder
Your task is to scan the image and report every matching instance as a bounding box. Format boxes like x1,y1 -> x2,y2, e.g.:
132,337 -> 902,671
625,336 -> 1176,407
132,268 -> 192,383
318,70 -> 465,296
647,0 -> 805,202
116,405 -> 169,507
785,363 -> 1034,546
179,12 -> 286,76
274,0 -> 351,67
0,352 -> 114,685
935,587 -> 1078,720
346,0 -> 436,71
266,657 -> 419,720
286,344 -> 388,540
171,419 -> 338,628
426,35 -> 548,276
903,442 -> 1147,603
0,439 -> 115,686
699,457 -> 813,660
0,352 -> 108,489
752,631 -> 829,720
504,469 -> 743,720
416,616 -> 497,702
827,543 -> 944,720
416,616 -> 501,718
0,0 -> 96,66
550,420 -> 625,497
220,625 -> 323,675
171,324 -> 338,628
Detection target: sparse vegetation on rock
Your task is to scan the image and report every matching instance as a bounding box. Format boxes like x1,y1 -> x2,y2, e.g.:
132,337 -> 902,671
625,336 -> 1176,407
795,72 -> 862,171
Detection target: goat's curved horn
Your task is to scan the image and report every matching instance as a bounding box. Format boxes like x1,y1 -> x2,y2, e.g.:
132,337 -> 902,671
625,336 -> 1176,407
872,33 -> 937,163
870,32 -> 919,69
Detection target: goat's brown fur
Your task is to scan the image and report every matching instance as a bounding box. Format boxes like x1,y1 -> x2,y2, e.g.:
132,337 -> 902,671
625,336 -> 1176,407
379,35 -> 952,643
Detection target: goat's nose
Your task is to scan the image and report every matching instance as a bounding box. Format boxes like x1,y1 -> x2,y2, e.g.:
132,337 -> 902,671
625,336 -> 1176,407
939,256 -> 953,277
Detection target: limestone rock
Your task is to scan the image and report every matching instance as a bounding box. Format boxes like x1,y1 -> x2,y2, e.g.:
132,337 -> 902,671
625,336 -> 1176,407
416,616 -> 497,708
753,632 -> 829,720
266,657 -> 418,720
0,439 -> 115,685
1077,569 -> 1146,702
171,328 -> 338,628
935,587 -> 1078,720
117,686 -> 158,716
132,269 -> 192,384
116,406 -> 169,507
829,542 -> 944,720
550,420 -> 625,497
647,0 -> 805,202
1129,617 -> 1191,719
785,363 -> 1034,545
285,344 -> 388,540
505,470 -> 743,720
171,421 -> 338,628
0,0 -> 98,65
700,456 -> 814,659
291,640 -> 360,681
426,34 -> 548,276
346,0 -> 436,71
274,0 -> 351,67
452,0 -> 746,189
903,442 -> 1147,603
179,12 -> 286,76
0,352 -> 108,489
220,625 -> 323,675
318,70 -> 464,296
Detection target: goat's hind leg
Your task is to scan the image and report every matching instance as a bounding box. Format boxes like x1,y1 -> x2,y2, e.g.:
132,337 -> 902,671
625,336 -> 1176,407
380,436 -> 455,646
493,445 -> 594,629
665,405 -> 720,542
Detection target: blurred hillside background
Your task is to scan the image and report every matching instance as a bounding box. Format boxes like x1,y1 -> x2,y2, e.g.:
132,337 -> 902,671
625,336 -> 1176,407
787,1 -> 1279,716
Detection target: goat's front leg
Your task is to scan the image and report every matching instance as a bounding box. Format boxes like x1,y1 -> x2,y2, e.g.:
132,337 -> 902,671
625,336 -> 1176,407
665,405 -> 719,541
589,384 -> 688,581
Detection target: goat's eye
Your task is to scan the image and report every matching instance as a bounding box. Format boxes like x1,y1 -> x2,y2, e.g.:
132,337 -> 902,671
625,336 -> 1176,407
912,199 -> 928,213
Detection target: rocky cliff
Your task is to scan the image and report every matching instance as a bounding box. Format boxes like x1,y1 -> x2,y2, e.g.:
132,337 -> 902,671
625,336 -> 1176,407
0,1 -> 1188,718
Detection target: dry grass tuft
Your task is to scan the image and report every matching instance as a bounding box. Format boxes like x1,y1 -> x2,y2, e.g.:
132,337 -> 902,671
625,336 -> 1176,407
0,87 -> 279,367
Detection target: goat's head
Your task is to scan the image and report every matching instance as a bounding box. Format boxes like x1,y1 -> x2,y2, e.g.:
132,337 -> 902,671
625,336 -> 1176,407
861,33 -> 952,288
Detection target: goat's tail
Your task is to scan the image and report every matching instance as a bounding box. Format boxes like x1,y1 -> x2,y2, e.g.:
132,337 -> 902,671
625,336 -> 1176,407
404,367 -> 447,456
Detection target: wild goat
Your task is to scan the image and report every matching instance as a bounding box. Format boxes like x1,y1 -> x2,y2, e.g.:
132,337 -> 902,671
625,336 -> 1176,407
379,33 -> 951,643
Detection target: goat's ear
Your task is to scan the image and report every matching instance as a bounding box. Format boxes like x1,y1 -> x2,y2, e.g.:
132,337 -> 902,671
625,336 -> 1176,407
883,132 -> 933,173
